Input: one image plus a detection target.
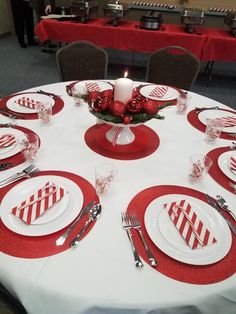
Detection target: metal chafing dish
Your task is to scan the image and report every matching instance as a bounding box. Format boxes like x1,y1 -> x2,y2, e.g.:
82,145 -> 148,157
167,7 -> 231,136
69,0 -> 98,23
140,11 -> 163,30
104,1 -> 129,26
181,8 -> 204,34
224,12 -> 236,37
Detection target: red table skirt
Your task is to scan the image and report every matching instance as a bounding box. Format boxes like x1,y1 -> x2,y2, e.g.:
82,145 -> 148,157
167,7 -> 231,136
35,18 -> 236,61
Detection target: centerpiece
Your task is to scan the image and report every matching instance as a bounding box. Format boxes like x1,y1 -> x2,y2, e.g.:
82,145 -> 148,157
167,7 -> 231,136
86,72 -> 169,145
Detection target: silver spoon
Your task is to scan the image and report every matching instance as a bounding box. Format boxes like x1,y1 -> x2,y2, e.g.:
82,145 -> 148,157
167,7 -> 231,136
70,204 -> 102,248
216,195 -> 236,221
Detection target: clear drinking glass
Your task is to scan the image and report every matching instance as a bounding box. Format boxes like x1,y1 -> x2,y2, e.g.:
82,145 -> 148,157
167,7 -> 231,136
35,101 -> 52,124
189,154 -> 213,181
176,92 -> 190,114
205,118 -> 224,143
95,163 -> 117,195
71,85 -> 87,105
18,133 -> 39,161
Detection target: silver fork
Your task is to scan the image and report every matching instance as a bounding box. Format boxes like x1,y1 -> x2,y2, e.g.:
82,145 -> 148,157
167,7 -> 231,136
129,213 -> 158,267
0,164 -> 38,187
121,212 -> 143,268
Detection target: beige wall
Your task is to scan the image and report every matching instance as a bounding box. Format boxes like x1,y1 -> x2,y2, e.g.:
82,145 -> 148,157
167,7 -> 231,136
0,0 -> 13,36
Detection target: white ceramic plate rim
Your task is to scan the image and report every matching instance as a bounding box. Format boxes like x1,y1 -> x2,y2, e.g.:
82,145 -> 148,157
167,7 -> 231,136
6,93 -> 55,114
140,84 -> 180,101
0,175 -> 84,236
74,80 -> 113,92
0,128 -> 26,159
218,151 -> 236,182
144,194 -> 232,265
198,109 -> 236,133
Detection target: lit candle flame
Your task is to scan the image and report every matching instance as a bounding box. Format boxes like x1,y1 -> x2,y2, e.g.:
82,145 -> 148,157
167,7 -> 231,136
124,71 -> 128,78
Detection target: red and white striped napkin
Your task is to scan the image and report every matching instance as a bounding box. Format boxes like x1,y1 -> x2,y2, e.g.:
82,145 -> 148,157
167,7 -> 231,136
229,156 -> 236,174
85,82 -> 101,92
0,134 -> 16,148
213,116 -> 236,127
149,86 -> 168,98
14,97 -> 37,109
164,199 -> 217,249
11,182 -> 65,224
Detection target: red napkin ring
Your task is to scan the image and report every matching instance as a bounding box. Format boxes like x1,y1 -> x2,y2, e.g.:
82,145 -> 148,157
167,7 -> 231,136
0,134 -> 16,148
14,97 -> 37,109
11,182 -> 65,224
164,199 -> 217,250
149,86 -> 168,97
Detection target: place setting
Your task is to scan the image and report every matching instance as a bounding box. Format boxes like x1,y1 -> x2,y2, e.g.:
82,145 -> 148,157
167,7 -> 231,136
187,106 -> 236,140
0,91 -> 64,120
124,184 -> 236,284
0,169 -> 100,258
0,125 -> 40,170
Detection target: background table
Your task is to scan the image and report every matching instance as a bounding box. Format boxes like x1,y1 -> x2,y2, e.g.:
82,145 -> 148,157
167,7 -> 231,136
0,81 -> 235,314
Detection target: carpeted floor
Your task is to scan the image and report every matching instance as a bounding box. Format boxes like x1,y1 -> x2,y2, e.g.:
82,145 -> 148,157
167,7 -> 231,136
0,35 -> 236,109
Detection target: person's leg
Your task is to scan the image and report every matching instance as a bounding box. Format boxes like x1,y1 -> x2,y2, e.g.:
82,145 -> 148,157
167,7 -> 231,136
24,3 -> 37,45
10,0 -> 27,48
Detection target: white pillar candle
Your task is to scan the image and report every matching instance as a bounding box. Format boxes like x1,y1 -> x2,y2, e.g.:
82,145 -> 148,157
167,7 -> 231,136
114,74 -> 133,104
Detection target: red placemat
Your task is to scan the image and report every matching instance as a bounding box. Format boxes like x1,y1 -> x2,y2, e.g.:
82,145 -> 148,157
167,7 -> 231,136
187,108 -> 236,140
127,185 -> 236,284
84,124 -> 160,160
0,170 -> 98,258
207,146 -> 236,194
0,125 -> 40,170
0,93 -> 64,120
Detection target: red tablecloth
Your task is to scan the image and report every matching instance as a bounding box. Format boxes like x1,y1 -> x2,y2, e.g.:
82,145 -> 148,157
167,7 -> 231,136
35,18 -> 209,59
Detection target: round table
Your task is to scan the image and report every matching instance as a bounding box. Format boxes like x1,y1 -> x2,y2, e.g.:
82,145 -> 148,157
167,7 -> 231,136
0,81 -> 235,314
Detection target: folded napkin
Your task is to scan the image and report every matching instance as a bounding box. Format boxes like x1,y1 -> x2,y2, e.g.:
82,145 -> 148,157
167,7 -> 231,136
85,82 -> 101,92
213,116 -> 236,127
14,97 -> 37,109
229,156 -> 236,174
149,86 -> 168,98
164,199 -> 217,249
11,182 -> 65,224
0,134 -> 16,148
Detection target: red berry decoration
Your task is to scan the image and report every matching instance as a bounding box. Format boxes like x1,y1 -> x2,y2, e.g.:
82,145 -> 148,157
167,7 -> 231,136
132,88 -> 140,98
93,96 -> 112,112
123,115 -> 133,124
109,101 -> 126,117
126,97 -> 143,113
143,100 -> 159,115
101,89 -> 114,99
87,91 -> 100,105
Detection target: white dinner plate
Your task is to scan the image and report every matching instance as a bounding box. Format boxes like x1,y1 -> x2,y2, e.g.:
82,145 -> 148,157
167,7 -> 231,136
140,84 -> 180,101
144,194 -> 232,265
218,151 -> 236,182
0,128 -> 26,159
0,175 -> 84,236
6,93 -> 55,114
198,109 -> 236,133
74,80 -> 113,92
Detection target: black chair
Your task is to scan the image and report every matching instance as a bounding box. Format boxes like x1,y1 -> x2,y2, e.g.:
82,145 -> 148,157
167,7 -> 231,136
56,40 -> 108,81
0,284 -> 27,314
146,46 -> 201,90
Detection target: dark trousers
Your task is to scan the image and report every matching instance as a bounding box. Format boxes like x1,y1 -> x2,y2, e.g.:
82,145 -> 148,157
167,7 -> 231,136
10,0 -> 35,46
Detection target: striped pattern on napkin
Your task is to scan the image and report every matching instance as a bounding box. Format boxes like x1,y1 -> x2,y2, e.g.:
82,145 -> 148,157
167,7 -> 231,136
164,199 -> 217,249
229,156 -> 236,174
0,134 -> 16,148
11,182 -> 65,224
213,116 -> 236,127
149,86 -> 168,98
85,82 -> 101,92
14,97 -> 37,109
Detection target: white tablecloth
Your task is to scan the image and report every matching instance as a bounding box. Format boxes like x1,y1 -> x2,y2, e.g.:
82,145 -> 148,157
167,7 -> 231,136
0,82 -> 235,314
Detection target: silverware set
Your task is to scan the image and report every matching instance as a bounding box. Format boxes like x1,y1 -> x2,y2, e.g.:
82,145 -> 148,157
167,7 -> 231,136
121,212 -> 157,268
0,162 -> 12,171
0,164 -> 39,187
36,90 -> 60,98
194,106 -> 219,113
0,108 -> 24,119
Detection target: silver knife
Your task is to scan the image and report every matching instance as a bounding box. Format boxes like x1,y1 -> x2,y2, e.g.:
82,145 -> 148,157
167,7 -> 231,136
206,194 -> 236,236
56,200 -> 96,246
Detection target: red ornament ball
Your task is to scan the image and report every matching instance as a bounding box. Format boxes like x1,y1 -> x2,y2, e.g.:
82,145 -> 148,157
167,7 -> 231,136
93,96 -> 112,112
143,100 -> 159,115
109,101 -> 126,117
126,97 -> 143,113
101,89 -> 114,99
87,91 -> 100,105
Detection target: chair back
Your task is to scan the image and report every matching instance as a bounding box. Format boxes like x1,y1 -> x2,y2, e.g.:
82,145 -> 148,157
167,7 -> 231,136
56,40 -> 108,81
146,46 -> 201,90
